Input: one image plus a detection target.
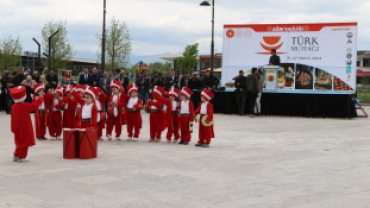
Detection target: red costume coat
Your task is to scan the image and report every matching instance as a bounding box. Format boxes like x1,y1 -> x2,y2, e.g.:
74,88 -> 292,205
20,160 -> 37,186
44,93 -> 63,126
62,96 -> 78,128
119,91 -> 142,129
107,93 -> 126,125
12,97 -> 44,149
179,100 -> 195,131
72,91 -> 98,130
34,98 -> 48,137
146,99 -> 167,132
194,101 -> 215,142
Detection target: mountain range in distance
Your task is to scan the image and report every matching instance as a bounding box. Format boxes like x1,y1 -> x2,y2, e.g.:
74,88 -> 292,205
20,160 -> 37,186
74,50 -> 177,65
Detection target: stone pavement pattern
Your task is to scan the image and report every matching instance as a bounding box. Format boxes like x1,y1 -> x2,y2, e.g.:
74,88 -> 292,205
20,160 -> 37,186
0,111 -> 370,208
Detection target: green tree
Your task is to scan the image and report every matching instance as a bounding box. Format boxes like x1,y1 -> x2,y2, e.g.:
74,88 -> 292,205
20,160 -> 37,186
41,20 -> 74,70
96,16 -> 132,71
177,43 -> 199,74
0,35 -> 23,71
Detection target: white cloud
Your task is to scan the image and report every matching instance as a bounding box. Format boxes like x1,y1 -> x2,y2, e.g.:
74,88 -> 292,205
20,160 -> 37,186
0,0 -> 369,58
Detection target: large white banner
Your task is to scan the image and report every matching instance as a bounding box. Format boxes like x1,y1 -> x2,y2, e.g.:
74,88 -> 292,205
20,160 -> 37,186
222,22 -> 357,92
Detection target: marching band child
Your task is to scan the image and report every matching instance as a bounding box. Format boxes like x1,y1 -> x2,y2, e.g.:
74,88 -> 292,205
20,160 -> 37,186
33,83 -> 48,140
94,87 -> 107,140
106,80 -> 125,140
74,85 -> 85,128
71,86 -> 98,130
62,85 -> 77,128
120,83 -> 142,140
178,87 -> 194,145
145,86 -> 167,142
44,87 -> 64,140
10,86 -> 44,162
157,87 -> 180,143
194,89 -> 215,147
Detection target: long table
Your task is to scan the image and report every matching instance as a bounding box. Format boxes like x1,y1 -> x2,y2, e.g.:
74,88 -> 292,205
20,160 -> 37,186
192,89 -> 357,119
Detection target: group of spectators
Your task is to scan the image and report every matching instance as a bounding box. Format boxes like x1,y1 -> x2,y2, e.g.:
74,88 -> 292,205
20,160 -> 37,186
72,67 -> 220,107
0,66 -> 221,114
234,68 -> 264,117
0,68 -> 45,113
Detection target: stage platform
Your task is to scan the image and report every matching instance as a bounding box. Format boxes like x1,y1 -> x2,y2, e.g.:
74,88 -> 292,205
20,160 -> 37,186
192,89 -> 357,119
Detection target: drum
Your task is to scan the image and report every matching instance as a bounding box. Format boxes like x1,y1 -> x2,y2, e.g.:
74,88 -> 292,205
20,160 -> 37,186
63,129 -> 78,159
75,107 -> 82,128
100,113 -> 107,123
78,129 -> 98,159
107,107 -> 114,117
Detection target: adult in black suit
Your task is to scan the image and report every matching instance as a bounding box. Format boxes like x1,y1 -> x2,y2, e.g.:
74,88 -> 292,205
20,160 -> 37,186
118,69 -> 129,91
79,67 -> 93,87
180,72 -> 189,89
165,69 -> 179,90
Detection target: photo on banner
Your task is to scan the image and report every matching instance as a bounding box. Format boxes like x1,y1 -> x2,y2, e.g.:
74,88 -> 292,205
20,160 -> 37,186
222,22 -> 357,93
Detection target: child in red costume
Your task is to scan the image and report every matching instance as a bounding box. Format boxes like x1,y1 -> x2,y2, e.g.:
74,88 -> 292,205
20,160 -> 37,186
74,85 -> 85,128
145,86 -> 167,142
120,83 -> 142,140
178,87 -> 194,145
106,80 -> 125,140
10,86 -> 44,162
71,86 -> 98,130
33,83 -> 48,140
44,87 -> 64,140
94,87 -> 107,140
61,85 -> 78,128
157,87 -> 180,143
194,89 -> 215,147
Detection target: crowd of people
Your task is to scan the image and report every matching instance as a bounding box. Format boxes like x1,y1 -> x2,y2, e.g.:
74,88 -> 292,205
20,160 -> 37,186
234,67 -> 264,118
9,80 -> 216,162
1,66 -> 223,162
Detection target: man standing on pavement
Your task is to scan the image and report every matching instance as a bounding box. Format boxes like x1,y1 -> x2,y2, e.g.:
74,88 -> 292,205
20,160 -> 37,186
254,69 -> 264,115
12,68 -> 26,87
180,72 -> 189,89
119,68 -> 129,91
234,70 -> 247,116
245,68 -> 259,118
135,71 -> 150,105
91,68 -> 101,87
79,67 -> 93,87
45,69 -> 58,92
165,69 -> 179,90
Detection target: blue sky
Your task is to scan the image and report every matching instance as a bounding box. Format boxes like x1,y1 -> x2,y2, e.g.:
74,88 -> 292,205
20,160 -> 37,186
1,0 -> 369,60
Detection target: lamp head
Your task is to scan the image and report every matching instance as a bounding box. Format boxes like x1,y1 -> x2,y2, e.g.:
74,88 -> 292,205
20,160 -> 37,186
200,0 -> 211,6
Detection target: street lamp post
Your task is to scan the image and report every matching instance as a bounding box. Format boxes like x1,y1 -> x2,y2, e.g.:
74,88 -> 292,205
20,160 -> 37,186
32,38 -> 41,74
101,0 -> 107,72
200,0 -> 215,75
48,30 -> 59,70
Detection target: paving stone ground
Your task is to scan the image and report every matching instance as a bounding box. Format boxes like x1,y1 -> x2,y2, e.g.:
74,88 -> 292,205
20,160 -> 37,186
0,110 -> 370,208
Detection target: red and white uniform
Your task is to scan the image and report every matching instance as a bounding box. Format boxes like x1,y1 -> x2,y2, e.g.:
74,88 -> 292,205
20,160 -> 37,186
121,84 -> 142,138
106,80 -> 126,138
146,86 -> 167,140
158,87 -> 180,141
62,85 -> 78,128
178,87 -> 194,142
74,85 -> 85,128
45,87 -> 64,138
11,86 -> 44,159
94,87 -> 107,139
33,84 -> 48,138
194,89 -> 215,144
72,87 -> 98,130
106,94 -> 125,138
